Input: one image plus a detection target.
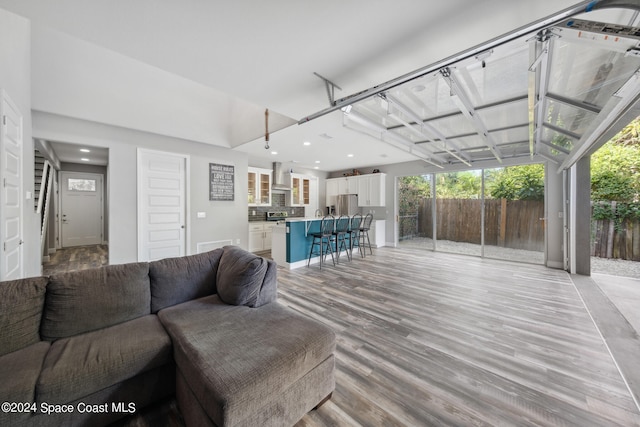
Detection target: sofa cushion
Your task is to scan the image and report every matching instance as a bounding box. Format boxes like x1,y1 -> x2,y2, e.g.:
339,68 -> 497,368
216,246 -> 269,307
0,276 -> 48,356
158,295 -> 336,426
36,314 -> 172,404
41,262 -> 150,340
0,341 -> 50,426
149,248 -> 223,313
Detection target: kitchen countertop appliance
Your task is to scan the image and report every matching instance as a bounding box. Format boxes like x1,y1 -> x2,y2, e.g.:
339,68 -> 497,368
266,211 -> 288,222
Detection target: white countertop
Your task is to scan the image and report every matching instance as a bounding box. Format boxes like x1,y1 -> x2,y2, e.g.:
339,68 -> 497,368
285,217 -> 323,222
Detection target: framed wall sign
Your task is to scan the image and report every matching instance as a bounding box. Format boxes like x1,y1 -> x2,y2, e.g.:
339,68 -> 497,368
209,163 -> 234,201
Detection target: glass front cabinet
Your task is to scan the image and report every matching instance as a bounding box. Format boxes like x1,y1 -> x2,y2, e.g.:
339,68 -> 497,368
290,173 -> 311,206
248,167 -> 272,206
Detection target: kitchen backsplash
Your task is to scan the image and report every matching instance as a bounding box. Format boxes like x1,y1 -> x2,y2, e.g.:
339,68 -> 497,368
248,193 -> 305,221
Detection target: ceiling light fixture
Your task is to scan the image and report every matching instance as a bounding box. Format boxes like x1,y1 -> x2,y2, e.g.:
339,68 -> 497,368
81,158 -> 90,162
303,141 -> 311,146
80,148 -> 90,153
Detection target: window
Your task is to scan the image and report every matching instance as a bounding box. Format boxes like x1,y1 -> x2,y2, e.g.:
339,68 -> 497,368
68,178 -> 96,192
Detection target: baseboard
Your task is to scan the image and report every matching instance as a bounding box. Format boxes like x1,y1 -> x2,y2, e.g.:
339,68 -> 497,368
546,260 -> 564,269
42,255 -> 50,262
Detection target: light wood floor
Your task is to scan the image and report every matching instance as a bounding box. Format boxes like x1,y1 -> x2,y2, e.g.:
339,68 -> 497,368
277,247 -> 640,427
42,245 -> 640,426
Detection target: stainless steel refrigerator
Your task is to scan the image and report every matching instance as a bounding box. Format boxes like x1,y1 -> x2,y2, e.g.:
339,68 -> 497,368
335,194 -> 358,216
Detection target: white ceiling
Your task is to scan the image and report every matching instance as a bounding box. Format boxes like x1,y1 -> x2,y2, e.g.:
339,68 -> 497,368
0,0 -> 633,172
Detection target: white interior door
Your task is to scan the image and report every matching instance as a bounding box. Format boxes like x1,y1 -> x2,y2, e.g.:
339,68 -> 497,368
60,172 -> 103,247
0,91 -> 23,280
137,149 -> 188,262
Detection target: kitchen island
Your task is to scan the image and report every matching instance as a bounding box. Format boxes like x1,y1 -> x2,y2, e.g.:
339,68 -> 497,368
271,217 -> 385,269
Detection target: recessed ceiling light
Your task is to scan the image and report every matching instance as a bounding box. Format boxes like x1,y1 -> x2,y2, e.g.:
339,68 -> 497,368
271,151 -> 278,155
303,141 -> 311,146
412,84 -> 426,92
347,154 -> 354,158
81,158 -> 90,162
80,148 -> 91,153
315,160 -> 320,164
314,166 -> 319,169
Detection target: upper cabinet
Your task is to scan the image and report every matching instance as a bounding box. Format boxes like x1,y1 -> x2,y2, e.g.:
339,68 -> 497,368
326,179 -> 339,207
248,167 -> 272,206
326,173 -> 386,207
290,173 -> 315,207
357,173 -> 386,207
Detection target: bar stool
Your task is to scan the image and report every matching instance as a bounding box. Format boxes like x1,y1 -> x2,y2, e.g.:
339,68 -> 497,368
307,215 -> 335,269
359,213 -> 374,256
348,213 -> 363,258
332,215 -> 351,263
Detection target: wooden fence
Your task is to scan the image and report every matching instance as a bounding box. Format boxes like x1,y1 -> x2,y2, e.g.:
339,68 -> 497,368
411,198 -> 545,251
591,217 -> 640,261
401,198 -> 640,260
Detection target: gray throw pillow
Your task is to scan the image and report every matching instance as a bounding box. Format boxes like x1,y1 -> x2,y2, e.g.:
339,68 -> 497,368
216,246 -> 268,307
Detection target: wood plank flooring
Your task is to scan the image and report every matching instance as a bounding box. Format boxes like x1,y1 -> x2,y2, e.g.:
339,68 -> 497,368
40,245 -> 640,426
42,244 -> 108,275
277,247 -> 640,427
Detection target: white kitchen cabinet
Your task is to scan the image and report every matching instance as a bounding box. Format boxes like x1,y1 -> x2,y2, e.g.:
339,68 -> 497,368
326,176 -> 358,206
248,167 -> 271,206
290,173 -> 311,206
305,178 -> 319,217
248,222 -> 275,252
326,179 -> 339,207
358,173 -> 386,207
326,173 -> 386,207
368,220 -> 386,248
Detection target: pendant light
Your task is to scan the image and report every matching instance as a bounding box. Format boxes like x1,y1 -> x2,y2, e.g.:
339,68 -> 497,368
264,108 -> 270,150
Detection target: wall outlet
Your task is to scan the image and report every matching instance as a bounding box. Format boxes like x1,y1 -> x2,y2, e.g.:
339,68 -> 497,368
236,239 -> 240,244
197,212 -> 206,219
252,210 -> 256,216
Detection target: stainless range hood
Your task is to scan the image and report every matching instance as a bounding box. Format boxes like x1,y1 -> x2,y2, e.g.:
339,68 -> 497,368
272,162 -> 291,191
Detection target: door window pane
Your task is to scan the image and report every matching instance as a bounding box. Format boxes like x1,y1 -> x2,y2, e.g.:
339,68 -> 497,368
68,178 -> 96,192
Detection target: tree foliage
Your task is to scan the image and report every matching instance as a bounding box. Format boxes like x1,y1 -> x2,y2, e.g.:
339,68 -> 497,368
436,172 -> 481,199
398,175 -> 431,214
591,132 -> 640,202
486,164 -> 544,201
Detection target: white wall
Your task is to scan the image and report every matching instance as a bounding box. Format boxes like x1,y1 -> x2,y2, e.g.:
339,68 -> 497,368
33,112 -> 249,265
30,25 -> 239,148
25,19 -> 252,265
0,8 -> 40,277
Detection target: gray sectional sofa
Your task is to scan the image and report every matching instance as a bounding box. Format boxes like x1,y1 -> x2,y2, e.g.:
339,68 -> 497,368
0,245 -> 336,427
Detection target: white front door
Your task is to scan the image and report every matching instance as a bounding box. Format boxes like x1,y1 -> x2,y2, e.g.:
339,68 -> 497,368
137,149 -> 188,262
0,91 -> 24,280
60,172 -> 103,247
